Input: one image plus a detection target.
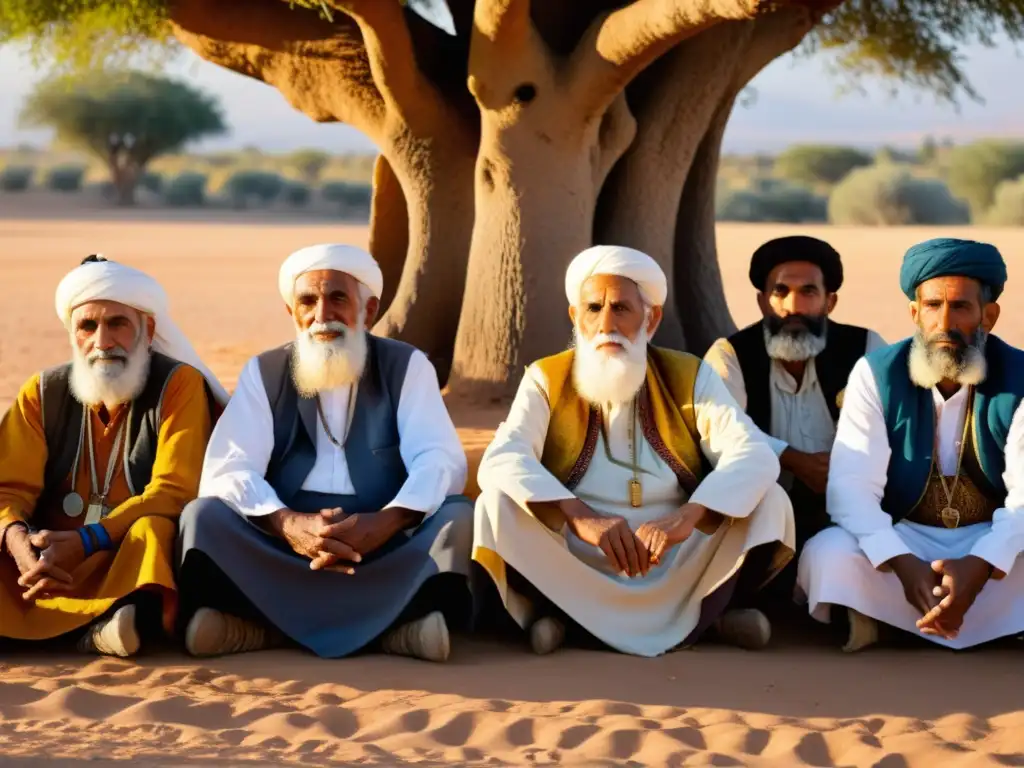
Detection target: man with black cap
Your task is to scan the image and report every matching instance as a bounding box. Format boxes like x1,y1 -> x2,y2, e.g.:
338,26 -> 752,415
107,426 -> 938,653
704,236 -> 885,561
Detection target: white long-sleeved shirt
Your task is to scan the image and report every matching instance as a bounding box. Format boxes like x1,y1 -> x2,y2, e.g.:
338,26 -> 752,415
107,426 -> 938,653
827,357 -> 1024,574
199,350 -> 467,518
704,329 -> 886,457
477,362 -> 780,520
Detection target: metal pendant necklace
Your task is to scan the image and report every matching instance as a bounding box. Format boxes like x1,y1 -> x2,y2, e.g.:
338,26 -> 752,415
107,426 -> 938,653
599,399 -> 643,508
315,387 -> 355,449
935,387 -> 973,529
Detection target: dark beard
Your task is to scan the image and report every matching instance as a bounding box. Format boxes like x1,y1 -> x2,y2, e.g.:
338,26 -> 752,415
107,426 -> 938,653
923,329 -> 972,364
764,313 -> 827,339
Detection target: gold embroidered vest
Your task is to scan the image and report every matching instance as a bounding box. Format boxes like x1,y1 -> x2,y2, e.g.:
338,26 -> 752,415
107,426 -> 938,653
534,346 -> 708,498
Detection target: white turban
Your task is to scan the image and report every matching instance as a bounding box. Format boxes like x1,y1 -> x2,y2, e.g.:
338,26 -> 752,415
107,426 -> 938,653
278,243 -> 383,305
55,258 -> 229,405
564,245 -> 668,307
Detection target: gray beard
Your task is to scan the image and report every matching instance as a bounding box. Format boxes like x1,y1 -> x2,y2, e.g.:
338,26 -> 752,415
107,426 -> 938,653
762,322 -> 828,362
291,319 -> 368,396
69,341 -> 151,409
908,329 -> 988,390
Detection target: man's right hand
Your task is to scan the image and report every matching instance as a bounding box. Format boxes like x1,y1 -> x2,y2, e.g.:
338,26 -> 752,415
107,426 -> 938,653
264,508 -> 362,573
2,524 -> 40,577
888,553 -> 941,616
780,448 -> 831,495
560,499 -> 649,578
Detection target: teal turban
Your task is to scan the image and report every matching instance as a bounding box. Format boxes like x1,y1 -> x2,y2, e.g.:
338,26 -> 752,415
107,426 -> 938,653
899,238 -> 1007,300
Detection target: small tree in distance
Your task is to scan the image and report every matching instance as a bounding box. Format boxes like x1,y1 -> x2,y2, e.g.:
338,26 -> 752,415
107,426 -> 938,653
20,70 -> 226,205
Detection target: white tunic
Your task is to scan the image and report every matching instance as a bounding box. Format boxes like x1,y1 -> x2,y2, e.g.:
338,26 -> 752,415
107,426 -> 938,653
703,330 -> 886,464
198,350 -> 468,518
473,362 -> 795,657
797,357 -> 1024,648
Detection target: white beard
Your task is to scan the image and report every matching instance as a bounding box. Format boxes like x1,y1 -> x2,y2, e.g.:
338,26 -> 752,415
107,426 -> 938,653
291,318 -> 368,396
571,326 -> 649,406
763,323 -> 828,362
908,329 -> 988,390
69,337 -> 151,410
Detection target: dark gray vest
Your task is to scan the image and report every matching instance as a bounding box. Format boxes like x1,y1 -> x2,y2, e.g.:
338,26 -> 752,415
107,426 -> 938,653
37,352 -> 200,512
258,335 -> 415,515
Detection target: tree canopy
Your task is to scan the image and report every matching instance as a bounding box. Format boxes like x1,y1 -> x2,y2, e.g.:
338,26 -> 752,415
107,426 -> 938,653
21,70 -> 226,203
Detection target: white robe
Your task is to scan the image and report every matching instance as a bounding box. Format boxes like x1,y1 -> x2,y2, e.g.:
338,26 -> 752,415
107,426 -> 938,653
473,362 -> 795,657
797,357 -> 1024,648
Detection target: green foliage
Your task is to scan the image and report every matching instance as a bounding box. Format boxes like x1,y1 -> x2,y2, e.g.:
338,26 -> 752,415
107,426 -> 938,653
774,145 -> 873,186
289,149 -> 331,183
46,164 -> 87,191
0,166 -> 35,192
284,181 -> 312,207
322,181 -> 373,209
20,71 -> 226,169
986,175 -> 1024,226
221,170 -> 286,207
139,171 -> 163,193
716,178 -> 828,223
163,171 -> 207,207
828,164 -> 970,226
946,141 -> 1024,218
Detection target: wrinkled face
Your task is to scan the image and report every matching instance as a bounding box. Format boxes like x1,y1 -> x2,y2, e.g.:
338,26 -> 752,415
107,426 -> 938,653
758,261 -> 835,337
569,274 -> 661,351
288,269 -> 379,336
70,300 -> 153,365
911,275 -> 996,348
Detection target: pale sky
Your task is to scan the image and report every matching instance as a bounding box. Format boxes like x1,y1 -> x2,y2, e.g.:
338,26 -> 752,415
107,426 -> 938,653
1,37 -> 1022,156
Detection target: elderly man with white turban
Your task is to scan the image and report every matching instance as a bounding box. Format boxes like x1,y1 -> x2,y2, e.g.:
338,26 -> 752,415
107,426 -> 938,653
0,255 -> 225,657
473,246 -> 795,656
177,244 -> 472,662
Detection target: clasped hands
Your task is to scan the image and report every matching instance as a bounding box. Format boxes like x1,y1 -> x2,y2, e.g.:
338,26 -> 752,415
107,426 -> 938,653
2,525 -> 90,602
889,553 -> 993,640
267,506 -> 421,573
561,499 -> 717,578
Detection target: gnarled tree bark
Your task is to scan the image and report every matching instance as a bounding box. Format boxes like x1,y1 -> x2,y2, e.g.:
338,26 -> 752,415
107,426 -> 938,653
368,154 -> 408,317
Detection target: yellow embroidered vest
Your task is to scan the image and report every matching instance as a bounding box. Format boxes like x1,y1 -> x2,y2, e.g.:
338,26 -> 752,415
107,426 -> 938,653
535,346 -> 708,495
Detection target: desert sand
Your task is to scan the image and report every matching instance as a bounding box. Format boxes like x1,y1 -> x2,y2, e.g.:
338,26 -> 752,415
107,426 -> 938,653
3,194 -> 1024,766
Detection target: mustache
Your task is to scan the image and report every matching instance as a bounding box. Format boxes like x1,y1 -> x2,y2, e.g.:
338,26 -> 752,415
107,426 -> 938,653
88,347 -> 129,364
926,330 -> 970,349
306,321 -> 350,340
765,313 -> 826,338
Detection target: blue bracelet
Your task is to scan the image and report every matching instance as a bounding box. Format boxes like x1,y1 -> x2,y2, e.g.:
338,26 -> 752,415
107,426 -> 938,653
77,527 -> 95,557
86,523 -> 113,551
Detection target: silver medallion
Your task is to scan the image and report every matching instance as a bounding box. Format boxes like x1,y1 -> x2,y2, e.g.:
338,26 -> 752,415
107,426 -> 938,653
62,492 -> 85,518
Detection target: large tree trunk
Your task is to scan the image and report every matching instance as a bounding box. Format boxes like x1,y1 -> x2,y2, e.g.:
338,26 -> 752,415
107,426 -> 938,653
369,154 -> 408,317
596,22 -> 753,350
108,159 -> 138,207
373,133 -> 477,382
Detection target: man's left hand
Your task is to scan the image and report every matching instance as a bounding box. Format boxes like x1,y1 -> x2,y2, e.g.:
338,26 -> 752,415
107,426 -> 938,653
636,503 -> 710,566
312,508 -> 423,571
18,530 -> 85,601
916,556 -> 992,640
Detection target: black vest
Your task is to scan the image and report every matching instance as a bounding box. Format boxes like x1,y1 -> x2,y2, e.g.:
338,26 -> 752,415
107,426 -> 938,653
38,352 -> 208,511
258,334 -> 415,514
727,320 -> 869,435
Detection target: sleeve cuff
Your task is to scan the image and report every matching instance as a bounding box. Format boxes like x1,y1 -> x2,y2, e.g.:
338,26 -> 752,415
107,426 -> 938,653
767,436 -> 789,457
241,494 -> 288,518
859,527 -> 912,569
970,533 -> 1019,577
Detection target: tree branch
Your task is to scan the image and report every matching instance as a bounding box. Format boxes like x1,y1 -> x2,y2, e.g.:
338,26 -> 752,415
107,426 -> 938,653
168,0 -> 386,136
733,6 -> 816,90
473,0 -> 533,54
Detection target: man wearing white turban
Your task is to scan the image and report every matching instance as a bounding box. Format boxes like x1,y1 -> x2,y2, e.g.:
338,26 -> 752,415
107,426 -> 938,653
0,256 -> 223,657
177,243 -> 473,662
473,245 -> 795,656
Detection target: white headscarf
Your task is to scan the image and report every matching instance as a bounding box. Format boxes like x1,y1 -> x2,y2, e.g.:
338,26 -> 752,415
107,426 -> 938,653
278,243 -> 383,305
55,258 -> 229,405
564,245 -> 668,307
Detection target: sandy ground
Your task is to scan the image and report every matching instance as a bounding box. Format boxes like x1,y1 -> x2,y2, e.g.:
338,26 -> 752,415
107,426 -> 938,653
3,195 -> 1024,766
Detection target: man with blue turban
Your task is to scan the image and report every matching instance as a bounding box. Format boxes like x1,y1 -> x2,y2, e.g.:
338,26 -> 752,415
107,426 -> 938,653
798,237 -> 1024,651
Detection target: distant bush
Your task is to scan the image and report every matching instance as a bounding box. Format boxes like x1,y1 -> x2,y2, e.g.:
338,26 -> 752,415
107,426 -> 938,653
45,165 -> 86,192
828,165 -> 970,226
140,172 -> 164,194
947,141 -> 1024,217
986,176 -> 1024,226
0,165 -> 34,192
284,181 -> 311,207
774,145 -> 873,186
223,170 -> 286,207
163,172 -> 208,207
321,181 -> 372,210
717,178 -> 828,223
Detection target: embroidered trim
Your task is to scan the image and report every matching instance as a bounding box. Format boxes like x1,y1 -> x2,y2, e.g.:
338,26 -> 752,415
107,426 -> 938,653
638,386 -> 700,495
565,407 -> 600,490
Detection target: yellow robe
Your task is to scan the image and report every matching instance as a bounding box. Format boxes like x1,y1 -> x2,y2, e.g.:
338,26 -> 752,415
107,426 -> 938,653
0,365 -> 211,639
